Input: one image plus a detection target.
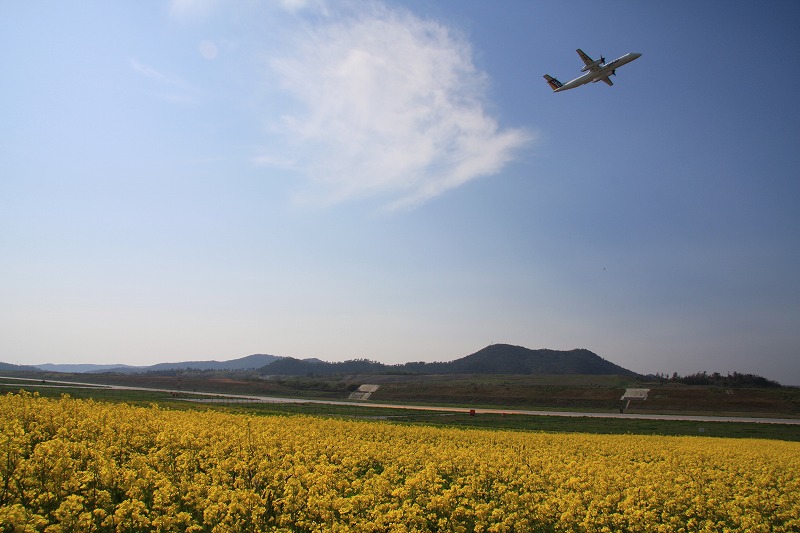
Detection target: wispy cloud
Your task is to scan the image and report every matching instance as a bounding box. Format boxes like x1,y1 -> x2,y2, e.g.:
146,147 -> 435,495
130,59 -> 201,104
260,3 -> 532,210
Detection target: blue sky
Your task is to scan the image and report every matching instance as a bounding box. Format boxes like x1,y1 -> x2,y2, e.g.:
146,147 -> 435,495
2,1 -> 799,384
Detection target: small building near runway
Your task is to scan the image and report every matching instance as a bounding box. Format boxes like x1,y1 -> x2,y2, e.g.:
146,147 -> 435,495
620,388 -> 650,411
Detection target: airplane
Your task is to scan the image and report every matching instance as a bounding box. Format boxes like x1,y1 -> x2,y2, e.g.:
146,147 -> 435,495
544,49 -> 641,92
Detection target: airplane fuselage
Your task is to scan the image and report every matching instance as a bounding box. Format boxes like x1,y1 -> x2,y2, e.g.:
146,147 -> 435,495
551,52 -> 641,92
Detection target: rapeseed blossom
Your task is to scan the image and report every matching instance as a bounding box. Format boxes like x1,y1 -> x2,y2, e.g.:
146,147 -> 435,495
1,393 -> 798,532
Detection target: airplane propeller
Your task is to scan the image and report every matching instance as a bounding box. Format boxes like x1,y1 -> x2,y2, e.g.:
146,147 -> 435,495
600,55 -> 606,64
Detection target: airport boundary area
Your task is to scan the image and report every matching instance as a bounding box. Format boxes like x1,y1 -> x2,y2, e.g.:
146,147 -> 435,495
2,375 -> 799,441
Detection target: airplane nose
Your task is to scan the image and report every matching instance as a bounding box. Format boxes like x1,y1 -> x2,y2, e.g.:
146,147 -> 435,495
631,52 -> 642,59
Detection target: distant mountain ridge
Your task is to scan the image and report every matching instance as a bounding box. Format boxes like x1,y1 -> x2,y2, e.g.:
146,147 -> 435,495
28,354 -> 281,374
262,344 -> 637,377
34,363 -> 140,373
6,345 -> 636,377
144,354 -> 280,372
0,362 -> 40,372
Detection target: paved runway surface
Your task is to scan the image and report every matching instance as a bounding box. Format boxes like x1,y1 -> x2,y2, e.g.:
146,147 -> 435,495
3,376 -> 799,425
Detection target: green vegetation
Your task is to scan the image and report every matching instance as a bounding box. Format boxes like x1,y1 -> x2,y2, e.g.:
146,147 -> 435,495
2,377 -> 799,442
206,400 -> 800,441
652,371 -> 782,388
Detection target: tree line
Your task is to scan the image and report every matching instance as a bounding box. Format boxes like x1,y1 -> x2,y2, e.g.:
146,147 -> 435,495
651,371 -> 782,388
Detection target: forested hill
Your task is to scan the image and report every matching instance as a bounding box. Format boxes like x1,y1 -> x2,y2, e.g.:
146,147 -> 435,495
0,362 -> 40,372
430,344 -> 636,375
261,344 -> 638,376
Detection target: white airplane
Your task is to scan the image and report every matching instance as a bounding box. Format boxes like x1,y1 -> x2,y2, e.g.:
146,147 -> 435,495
544,49 -> 641,92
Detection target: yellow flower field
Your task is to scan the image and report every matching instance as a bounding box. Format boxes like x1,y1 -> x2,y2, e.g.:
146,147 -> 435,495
1,392 -> 798,532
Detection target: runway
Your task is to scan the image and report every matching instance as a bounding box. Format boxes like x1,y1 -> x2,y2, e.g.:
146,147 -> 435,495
3,376 -> 799,425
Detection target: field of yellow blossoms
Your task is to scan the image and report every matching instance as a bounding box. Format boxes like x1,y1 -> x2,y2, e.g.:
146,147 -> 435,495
1,392 -> 799,532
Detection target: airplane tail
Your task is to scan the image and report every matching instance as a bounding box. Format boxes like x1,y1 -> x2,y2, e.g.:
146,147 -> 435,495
543,74 -> 563,91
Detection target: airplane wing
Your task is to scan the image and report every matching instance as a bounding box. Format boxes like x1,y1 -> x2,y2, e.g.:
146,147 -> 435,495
576,49 -> 601,71
601,77 -> 613,86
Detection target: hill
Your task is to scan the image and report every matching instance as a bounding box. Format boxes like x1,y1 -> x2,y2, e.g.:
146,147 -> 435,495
35,364 -> 140,373
261,344 -> 638,377
30,354 -> 281,374
430,345 -> 635,375
0,362 -> 40,372
264,357 -> 387,376
144,354 -> 280,372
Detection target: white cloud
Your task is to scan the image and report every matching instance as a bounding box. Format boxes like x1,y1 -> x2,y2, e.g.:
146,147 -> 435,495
261,3 -> 531,210
130,59 -> 177,85
130,59 -> 201,104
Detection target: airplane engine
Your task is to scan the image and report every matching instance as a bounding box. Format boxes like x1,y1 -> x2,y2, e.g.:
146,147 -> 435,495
580,59 -> 603,72
580,56 -> 605,72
